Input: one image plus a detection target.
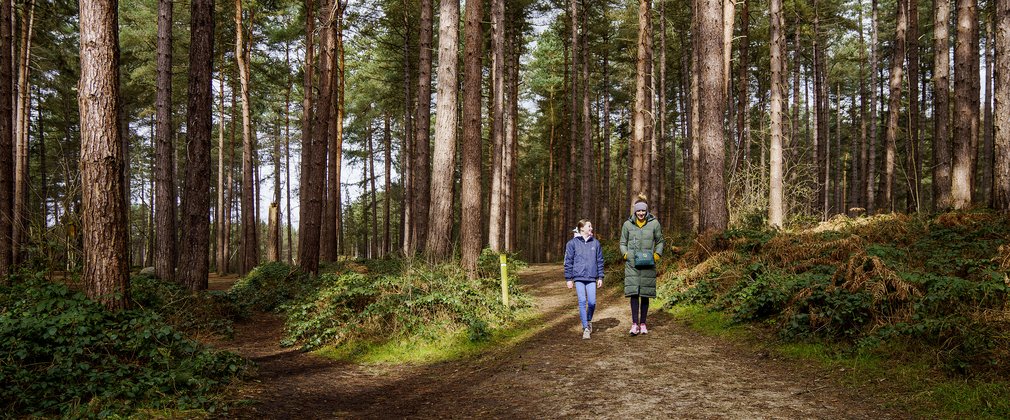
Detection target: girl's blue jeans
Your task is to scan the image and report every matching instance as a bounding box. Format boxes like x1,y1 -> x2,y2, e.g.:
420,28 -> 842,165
575,280 -> 597,329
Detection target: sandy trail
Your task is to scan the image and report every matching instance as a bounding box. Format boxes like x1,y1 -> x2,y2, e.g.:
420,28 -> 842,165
219,264 -> 903,419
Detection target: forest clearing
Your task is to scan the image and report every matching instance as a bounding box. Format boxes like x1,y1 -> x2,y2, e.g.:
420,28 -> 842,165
2,0 -> 1010,417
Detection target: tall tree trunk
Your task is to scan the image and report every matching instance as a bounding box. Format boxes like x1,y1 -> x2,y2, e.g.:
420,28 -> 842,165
906,0 -> 921,211
383,113 -> 391,257
813,0 -> 827,217
400,1 -> 413,254
154,0 -> 176,282
982,16 -> 994,205
425,0 -> 459,261
933,0 -> 952,210
689,0 -> 700,232
79,0 -> 129,309
952,0 -> 979,209
867,0 -> 880,213
178,0 -> 214,290
769,0 -> 785,227
855,0 -> 868,211
699,0 -> 727,233
460,0 -> 483,274
216,68 -> 228,273
298,0 -> 333,274
632,0 -> 653,202
581,0 -> 593,222
411,0 -> 433,254
659,1 -> 668,220
0,0 -> 12,278
299,0 -> 314,263
723,0 -> 734,99
488,0 -> 504,251
226,87 -> 237,273
12,0 -> 33,266
505,23 -> 519,251
336,16 -> 346,254
321,4 -> 338,262
602,35 -> 611,237
284,43 -> 293,263
735,0 -> 750,173
993,0 -> 1009,210
266,126 -> 280,262
884,0 -> 907,213
368,121 -> 378,259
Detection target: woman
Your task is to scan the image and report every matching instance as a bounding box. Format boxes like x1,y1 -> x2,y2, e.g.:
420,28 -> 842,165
564,219 -> 604,339
619,199 -> 664,336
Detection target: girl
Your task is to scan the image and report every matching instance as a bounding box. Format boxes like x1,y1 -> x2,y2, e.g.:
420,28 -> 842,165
564,219 -> 604,339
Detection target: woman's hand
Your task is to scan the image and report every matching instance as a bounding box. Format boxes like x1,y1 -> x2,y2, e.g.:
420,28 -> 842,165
566,280 -> 574,289
654,253 -> 660,263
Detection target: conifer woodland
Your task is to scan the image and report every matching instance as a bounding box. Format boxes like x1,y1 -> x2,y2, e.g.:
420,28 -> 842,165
1,0 -> 1010,417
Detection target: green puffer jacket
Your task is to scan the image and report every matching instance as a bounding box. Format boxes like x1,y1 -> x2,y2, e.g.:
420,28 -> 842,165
619,214 -> 665,297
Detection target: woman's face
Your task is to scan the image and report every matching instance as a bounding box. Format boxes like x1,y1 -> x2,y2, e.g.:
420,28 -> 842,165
635,209 -> 646,220
580,222 -> 593,236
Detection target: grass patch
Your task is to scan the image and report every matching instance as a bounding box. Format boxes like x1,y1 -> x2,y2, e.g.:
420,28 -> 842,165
315,307 -> 540,364
665,304 -> 746,339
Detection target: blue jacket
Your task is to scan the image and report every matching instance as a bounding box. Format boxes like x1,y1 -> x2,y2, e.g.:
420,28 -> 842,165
564,235 -> 605,282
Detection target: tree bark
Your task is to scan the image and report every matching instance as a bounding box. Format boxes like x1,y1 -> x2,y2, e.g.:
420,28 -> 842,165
952,0 -> 979,209
12,0 -> 33,266
982,16 -> 994,205
884,0 -> 907,213
79,0 -> 129,310
216,66 -> 228,273
0,0 -> 12,278
581,0 -> 593,222
933,0 -> 952,210
460,0 -> 483,274
425,0 -> 459,261
699,0 -> 727,233
178,0 -> 214,290
735,0 -> 750,173
488,0 -> 504,252
769,0 -> 784,227
235,0 -> 258,273
154,0 -> 176,281
400,1 -> 413,254
284,42 -> 293,263
993,0 -> 1009,210
906,0 -> 921,211
411,0 -> 433,254
632,0 -> 653,202
867,0 -> 880,213
368,121 -> 377,259
383,113 -> 391,257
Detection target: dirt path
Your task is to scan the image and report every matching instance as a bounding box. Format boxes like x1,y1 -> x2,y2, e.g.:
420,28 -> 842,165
219,264 -> 904,419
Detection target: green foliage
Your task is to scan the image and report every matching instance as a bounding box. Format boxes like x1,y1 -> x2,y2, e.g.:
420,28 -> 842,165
228,262 -> 317,315
280,258 -> 533,352
662,211 -> 1010,376
131,274 -> 238,338
0,277 -> 247,418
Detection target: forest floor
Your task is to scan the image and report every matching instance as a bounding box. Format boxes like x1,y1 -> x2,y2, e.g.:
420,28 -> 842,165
213,264 -> 908,419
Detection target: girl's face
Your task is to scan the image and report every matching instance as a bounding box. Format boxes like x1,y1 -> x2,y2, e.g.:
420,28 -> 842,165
580,222 -> 593,236
635,209 -> 647,220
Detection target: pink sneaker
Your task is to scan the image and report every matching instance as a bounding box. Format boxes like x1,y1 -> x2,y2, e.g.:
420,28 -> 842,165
629,323 -> 640,336
639,323 -> 649,334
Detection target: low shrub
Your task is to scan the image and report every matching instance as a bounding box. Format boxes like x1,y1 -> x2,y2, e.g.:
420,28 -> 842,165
228,262 -> 316,315
0,277 -> 247,417
661,210 -> 1010,376
282,255 -> 533,351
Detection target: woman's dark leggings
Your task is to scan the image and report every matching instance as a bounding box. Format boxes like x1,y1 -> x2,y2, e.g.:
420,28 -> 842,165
630,295 -> 650,324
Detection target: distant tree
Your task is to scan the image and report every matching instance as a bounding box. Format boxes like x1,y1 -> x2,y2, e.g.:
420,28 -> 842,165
488,0 -> 504,251
78,0 -> 129,309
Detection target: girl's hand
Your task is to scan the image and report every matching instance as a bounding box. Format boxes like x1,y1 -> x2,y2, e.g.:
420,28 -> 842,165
597,278 -> 603,288
566,280 -> 574,289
